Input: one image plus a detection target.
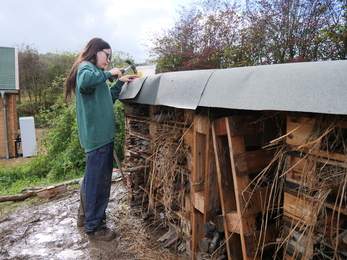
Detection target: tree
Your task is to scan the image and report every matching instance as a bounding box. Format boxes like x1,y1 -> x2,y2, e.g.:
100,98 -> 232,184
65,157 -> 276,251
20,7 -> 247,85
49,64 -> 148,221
243,0 -> 340,64
150,0 -> 243,72
319,0 -> 347,59
18,44 -> 47,111
17,44 -> 76,115
41,52 -> 77,107
149,0 -> 347,72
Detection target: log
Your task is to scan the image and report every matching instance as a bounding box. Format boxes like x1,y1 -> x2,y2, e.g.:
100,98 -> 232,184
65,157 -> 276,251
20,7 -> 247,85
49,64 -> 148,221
199,238 -> 212,253
36,184 -> 67,199
20,178 -> 83,194
0,192 -> 36,202
203,221 -> 217,236
1,165 -> 148,203
215,215 -> 224,233
209,230 -> 222,254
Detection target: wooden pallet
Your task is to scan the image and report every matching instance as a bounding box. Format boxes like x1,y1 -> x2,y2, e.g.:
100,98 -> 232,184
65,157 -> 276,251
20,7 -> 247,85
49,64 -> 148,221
211,115 -> 279,260
283,115 -> 347,259
191,115 -> 221,257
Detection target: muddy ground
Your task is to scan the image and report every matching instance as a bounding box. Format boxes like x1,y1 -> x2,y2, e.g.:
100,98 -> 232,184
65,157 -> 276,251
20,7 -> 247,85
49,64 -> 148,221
0,181 -> 190,260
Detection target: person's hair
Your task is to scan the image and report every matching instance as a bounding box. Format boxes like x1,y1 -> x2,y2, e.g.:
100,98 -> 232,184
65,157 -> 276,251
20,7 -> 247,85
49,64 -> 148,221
64,37 -> 111,100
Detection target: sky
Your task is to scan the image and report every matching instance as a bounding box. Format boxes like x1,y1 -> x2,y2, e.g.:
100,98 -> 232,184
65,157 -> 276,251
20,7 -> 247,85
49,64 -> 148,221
0,0 -> 191,63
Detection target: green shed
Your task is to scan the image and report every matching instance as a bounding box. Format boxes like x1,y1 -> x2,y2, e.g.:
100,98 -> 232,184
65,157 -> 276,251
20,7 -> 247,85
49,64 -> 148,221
0,46 -> 20,159
0,47 -> 19,90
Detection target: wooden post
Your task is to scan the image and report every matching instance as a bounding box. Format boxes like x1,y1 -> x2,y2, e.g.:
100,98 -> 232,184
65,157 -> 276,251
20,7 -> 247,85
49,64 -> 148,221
226,117 -> 257,260
191,115 -> 210,258
212,119 -> 243,260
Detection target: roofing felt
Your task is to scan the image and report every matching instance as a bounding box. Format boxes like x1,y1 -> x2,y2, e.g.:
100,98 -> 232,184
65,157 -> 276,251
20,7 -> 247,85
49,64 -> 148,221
118,60 -> 347,115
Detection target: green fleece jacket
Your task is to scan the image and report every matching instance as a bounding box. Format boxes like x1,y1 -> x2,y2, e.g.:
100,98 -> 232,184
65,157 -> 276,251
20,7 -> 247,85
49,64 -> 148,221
75,61 -> 124,152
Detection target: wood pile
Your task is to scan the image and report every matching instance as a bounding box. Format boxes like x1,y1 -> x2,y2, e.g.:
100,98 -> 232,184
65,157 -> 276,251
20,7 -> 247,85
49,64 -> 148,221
281,115 -> 347,259
123,101 -> 347,260
123,103 -> 193,253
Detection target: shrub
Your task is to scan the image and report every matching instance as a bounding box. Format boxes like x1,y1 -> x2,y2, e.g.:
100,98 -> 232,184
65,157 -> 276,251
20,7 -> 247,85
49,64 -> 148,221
0,98 -> 126,193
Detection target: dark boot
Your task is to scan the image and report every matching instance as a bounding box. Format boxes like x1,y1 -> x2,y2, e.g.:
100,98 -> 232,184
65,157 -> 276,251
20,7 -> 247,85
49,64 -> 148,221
77,191 -> 86,227
89,227 -> 116,241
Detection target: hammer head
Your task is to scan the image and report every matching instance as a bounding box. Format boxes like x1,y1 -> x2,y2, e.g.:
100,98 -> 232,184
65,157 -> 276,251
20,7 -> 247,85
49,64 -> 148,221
124,60 -> 137,74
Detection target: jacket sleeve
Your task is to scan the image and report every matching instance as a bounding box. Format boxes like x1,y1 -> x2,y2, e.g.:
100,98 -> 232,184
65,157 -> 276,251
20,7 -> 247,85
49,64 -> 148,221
77,62 -> 112,93
110,80 -> 125,103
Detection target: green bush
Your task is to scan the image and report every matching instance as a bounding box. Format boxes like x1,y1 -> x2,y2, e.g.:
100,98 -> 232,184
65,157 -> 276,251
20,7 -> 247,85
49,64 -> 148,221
114,100 -> 125,161
0,98 -> 126,194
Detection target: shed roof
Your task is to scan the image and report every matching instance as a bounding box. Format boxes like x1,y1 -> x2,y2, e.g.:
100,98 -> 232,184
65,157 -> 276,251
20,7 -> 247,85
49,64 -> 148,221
119,60 -> 347,115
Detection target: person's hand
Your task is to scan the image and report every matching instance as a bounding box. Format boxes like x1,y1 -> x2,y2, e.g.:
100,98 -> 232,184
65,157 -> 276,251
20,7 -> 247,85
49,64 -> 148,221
109,68 -> 123,78
119,75 -> 141,82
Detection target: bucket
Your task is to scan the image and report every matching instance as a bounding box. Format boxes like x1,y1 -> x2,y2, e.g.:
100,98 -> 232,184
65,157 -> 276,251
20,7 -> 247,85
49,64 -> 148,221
137,65 -> 156,77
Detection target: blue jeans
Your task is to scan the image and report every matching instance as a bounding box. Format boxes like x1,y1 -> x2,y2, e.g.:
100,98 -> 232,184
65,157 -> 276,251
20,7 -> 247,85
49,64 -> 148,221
79,142 -> 114,234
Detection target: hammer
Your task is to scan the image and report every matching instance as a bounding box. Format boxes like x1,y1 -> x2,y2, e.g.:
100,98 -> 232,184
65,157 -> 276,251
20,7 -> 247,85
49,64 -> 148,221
109,60 -> 137,82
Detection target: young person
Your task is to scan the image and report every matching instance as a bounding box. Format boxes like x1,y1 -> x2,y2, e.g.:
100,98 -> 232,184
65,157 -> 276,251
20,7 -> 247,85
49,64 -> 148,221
64,37 -> 139,241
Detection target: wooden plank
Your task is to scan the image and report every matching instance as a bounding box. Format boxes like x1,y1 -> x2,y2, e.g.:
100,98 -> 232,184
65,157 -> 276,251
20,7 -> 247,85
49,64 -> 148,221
191,115 -> 211,258
194,115 -> 210,134
194,191 -> 204,214
185,193 -> 192,215
234,149 -> 275,176
183,128 -> 194,173
286,116 -> 316,149
283,191 -> 319,226
191,210 -> 204,257
225,211 -> 241,233
184,109 -> 195,125
213,117 -> 228,136
216,211 -> 256,235
286,154 -> 315,186
226,117 -> 257,260
192,117 -> 208,188
300,147 -> 347,162
244,223 -> 279,257
227,115 -> 264,137
204,135 -> 220,222
183,128 -> 194,148
212,121 -> 242,260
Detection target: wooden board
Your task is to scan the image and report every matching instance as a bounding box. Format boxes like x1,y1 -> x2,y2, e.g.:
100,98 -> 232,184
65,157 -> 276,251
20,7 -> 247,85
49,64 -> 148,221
205,135 -> 220,222
212,121 -> 242,260
300,147 -> 347,162
191,115 -> 214,257
227,115 -> 264,137
234,149 -> 275,176
194,191 -> 205,214
224,211 -> 241,233
283,191 -> 319,226
286,116 -> 316,149
212,115 -> 280,260
226,117 -> 257,260
213,117 -> 228,136
36,184 -> 67,199
286,153 -> 315,186
192,209 -> 204,257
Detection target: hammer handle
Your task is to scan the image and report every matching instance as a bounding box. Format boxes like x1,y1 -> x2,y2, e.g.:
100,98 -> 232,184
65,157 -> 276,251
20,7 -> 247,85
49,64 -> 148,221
109,69 -> 125,82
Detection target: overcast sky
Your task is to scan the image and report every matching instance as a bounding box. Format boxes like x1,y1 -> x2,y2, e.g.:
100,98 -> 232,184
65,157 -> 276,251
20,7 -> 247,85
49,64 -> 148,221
0,0 -> 191,63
